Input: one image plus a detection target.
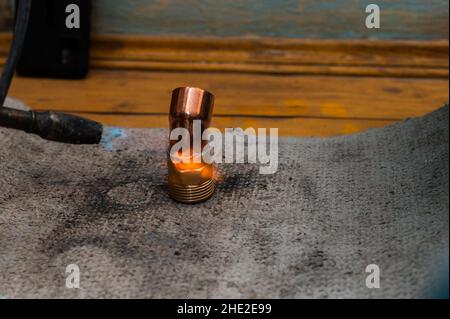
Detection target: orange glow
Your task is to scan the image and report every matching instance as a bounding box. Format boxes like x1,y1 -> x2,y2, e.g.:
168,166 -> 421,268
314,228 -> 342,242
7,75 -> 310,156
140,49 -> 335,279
175,161 -> 206,171
171,151 -> 213,176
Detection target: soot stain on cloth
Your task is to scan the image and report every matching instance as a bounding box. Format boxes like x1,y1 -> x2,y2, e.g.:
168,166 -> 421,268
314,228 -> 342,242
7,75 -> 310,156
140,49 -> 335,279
249,225 -> 280,267
296,173 -> 318,201
27,140 -> 275,273
40,151 -> 169,259
46,176 -> 264,274
328,140 -> 369,164
40,153 -> 256,266
276,162 -> 320,203
304,249 -> 328,269
217,165 -> 267,195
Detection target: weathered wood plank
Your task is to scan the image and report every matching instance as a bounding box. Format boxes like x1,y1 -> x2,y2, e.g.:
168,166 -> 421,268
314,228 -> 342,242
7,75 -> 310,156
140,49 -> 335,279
7,69 -> 448,121
90,0 -> 449,40
90,35 -> 449,78
0,0 -> 448,40
91,35 -> 449,67
1,33 -> 448,77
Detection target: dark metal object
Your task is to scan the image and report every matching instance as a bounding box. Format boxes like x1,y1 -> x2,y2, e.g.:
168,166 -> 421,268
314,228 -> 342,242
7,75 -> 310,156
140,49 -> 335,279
0,108 -> 102,144
17,0 -> 91,78
0,0 -> 102,144
0,0 -> 31,106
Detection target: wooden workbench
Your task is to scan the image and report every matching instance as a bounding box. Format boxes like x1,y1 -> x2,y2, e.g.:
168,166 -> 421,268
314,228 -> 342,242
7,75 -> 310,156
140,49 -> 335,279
1,34 -> 448,136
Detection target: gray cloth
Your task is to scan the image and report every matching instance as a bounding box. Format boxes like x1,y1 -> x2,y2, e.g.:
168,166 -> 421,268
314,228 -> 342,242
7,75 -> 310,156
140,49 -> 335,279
0,98 -> 448,299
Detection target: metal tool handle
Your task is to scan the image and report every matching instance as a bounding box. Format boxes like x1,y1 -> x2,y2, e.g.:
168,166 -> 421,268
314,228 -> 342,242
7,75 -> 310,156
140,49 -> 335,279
0,108 -> 102,144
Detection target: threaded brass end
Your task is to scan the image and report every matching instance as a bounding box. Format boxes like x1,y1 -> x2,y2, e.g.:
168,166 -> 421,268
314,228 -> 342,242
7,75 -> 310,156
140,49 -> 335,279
169,179 -> 215,204
168,158 -> 215,204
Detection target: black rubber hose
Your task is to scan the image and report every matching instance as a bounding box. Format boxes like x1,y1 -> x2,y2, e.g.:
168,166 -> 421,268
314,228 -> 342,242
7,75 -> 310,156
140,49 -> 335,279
0,0 -> 32,106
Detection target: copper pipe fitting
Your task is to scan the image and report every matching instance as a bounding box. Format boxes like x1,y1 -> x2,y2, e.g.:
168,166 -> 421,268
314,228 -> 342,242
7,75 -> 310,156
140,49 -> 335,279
168,87 -> 215,204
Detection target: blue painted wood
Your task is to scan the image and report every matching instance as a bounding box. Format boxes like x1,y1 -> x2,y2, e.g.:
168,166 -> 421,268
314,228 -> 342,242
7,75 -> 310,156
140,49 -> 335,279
0,0 -> 448,39
91,0 -> 449,40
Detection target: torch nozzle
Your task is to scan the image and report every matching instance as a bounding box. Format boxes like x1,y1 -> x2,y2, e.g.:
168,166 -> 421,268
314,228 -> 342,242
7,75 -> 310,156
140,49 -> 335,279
0,107 -> 103,144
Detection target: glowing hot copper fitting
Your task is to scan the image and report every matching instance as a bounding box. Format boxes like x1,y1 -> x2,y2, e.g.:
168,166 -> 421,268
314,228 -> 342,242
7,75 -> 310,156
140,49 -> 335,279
168,87 -> 215,204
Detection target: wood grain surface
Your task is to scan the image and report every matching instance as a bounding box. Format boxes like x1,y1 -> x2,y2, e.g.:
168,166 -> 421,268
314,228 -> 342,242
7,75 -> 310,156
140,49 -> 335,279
1,34 -> 448,78
0,32 -> 448,136
91,0 -> 449,40
90,35 -> 449,78
5,69 -> 448,136
6,69 -> 448,117
0,0 -> 448,40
